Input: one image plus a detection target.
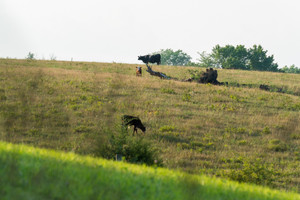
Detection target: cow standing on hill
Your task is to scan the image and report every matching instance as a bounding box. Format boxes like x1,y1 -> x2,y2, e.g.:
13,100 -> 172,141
138,54 -> 161,65
122,115 -> 146,135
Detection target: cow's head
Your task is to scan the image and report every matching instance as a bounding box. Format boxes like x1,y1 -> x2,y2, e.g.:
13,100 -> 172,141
137,122 -> 146,133
141,126 -> 146,133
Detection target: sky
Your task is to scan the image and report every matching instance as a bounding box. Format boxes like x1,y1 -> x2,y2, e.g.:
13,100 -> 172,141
1,0 -> 300,67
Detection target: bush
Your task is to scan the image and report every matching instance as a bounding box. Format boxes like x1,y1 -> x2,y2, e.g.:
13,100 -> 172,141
123,137 -> 161,165
268,139 -> 288,152
219,158 -> 279,186
262,126 -> 271,134
187,69 -> 203,81
94,127 -> 162,166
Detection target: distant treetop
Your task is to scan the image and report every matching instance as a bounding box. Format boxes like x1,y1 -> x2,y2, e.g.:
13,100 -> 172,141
154,49 -> 192,66
198,45 -> 279,72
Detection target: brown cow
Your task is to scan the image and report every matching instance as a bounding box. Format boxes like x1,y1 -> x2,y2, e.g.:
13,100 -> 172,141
136,66 -> 142,76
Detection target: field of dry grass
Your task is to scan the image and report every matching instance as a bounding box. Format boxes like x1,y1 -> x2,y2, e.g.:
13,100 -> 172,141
0,59 -> 299,192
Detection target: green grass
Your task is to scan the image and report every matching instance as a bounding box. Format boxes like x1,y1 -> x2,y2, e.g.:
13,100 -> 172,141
1,141 -> 299,200
0,58 -> 300,192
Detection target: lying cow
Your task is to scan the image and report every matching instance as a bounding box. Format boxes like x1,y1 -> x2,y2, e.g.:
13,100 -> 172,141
138,54 -> 161,65
122,115 -> 146,135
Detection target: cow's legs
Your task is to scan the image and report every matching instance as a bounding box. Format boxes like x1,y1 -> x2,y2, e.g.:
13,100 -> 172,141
133,126 -> 137,136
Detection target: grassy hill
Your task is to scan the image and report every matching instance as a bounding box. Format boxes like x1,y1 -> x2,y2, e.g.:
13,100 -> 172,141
0,59 -> 299,192
1,141 -> 299,200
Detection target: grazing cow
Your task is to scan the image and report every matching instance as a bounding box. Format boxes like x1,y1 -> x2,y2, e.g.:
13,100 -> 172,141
138,54 -> 161,65
122,115 -> 146,135
136,66 -> 142,76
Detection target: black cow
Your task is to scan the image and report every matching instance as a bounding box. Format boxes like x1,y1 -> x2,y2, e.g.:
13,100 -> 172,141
122,115 -> 146,135
138,54 -> 161,65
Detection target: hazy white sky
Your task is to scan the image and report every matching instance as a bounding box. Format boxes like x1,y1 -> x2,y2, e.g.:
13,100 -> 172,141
1,0 -> 300,67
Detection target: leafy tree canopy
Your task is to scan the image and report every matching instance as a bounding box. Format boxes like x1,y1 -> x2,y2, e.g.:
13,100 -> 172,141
281,64 -> 300,74
248,45 -> 278,71
155,49 -> 192,66
198,45 -> 279,72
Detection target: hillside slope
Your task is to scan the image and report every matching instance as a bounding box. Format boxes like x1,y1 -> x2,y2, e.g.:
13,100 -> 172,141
1,141 -> 299,200
0,59 -> 299,191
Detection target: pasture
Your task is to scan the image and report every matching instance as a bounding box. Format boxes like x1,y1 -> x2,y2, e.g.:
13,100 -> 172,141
0,59 -> 299,192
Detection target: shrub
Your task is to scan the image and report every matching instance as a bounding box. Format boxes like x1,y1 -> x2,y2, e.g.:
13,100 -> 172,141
26,52 -> 35,60
187,69 -> 202,81
122,137 -> 161,165
268,139 -> 288,152
262,126 -> 271,134
94,127 -> 162,166
219,158 -> 279,186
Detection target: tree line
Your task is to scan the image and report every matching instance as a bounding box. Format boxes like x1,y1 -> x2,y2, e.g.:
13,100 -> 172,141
153,45 -> 300,74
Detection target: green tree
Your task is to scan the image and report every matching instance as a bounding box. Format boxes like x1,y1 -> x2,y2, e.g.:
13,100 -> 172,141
156,49 -> 192,66
198,45 -> 279,72
281,64 -> 300,74
211,45 -> 248,69
248,45 -> 278,71
197,51 -> 217,68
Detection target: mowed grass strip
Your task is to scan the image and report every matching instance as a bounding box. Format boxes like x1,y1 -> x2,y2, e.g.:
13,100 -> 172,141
0,141 -> 299,200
